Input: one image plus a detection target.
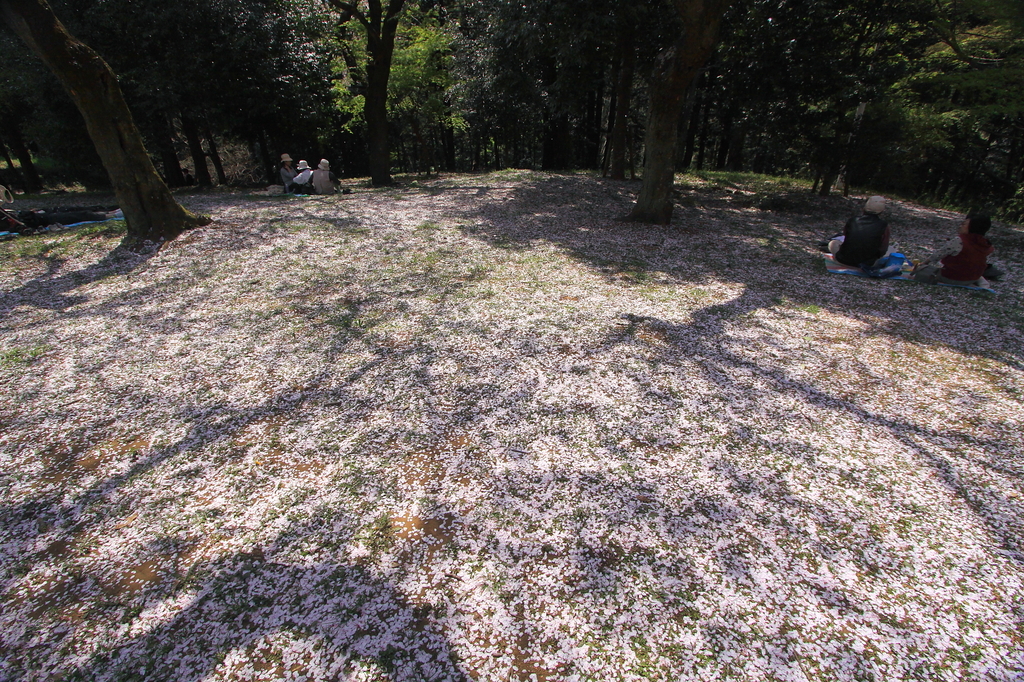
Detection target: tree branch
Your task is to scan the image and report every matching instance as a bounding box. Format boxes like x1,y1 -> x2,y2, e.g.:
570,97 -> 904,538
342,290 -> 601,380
326,0 -> 370,32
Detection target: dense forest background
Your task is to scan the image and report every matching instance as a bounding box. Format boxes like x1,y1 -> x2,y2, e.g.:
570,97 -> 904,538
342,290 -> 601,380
1,0 -> 1023,220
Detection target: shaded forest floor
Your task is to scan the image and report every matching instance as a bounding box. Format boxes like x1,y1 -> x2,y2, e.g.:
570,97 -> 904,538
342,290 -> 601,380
1,171 -> 1023,681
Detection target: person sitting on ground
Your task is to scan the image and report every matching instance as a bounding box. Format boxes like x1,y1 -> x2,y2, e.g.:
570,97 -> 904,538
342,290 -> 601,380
279,153 -> 297,192
829,195 -> 891,268
311,159 -> 339,195
913,214 -> 997,288
291,160 -> 314,194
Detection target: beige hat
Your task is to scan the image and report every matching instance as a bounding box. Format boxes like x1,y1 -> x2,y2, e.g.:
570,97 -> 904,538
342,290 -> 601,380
318,159 -> 330,171
864,196 -> 886,214
296,160 -> 310,170
280,153 -> 293,162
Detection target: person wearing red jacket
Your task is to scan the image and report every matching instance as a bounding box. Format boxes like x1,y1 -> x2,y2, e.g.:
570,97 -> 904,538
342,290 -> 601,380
913,214 -> 996,287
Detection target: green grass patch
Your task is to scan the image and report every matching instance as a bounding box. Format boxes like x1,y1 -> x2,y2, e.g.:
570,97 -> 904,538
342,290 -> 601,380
1,346 -> 47,367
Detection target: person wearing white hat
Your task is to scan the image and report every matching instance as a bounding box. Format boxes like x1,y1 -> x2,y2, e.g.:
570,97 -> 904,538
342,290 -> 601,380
292,160 -> 314,194
279,153 -> 297,192
829,195 -> 891,268
311,159 -> 339,195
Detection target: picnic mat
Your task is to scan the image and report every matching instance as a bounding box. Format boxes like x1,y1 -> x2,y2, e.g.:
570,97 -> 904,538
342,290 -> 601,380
823,254 -> 995,293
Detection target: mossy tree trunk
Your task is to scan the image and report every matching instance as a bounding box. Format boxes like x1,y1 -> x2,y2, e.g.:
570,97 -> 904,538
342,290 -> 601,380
0,0 -> 206,248
628,0 -> 731,225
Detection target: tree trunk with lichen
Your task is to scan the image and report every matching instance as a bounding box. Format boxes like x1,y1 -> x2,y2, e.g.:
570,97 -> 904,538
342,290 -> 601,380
0,0 -> 206,248
628,0 -> 731,224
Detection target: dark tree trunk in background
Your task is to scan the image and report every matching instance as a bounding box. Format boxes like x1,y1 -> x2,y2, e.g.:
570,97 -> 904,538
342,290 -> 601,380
330,0 -> 407,186
0,0 -> 204,247
609,22 -> 635,180
3,120 -> 43,192
205,128 -> 227,185
696,99 -> 711,170
156,118 -> 185,187
180,115 -> 212,187
715,112 -> 731,170
443,124 -> 456,171
584,83 -> 603,169
681,74 -> 705,169
540,56 -> 571,170
629,0 -> 730,224
542,114 -> 570,170
818,161 -> 840,196
675,78 -> 700,168
0,135 -> 23,189
257,129 -> 275,183
726,121 -> 745,171
411,118 -> 432,175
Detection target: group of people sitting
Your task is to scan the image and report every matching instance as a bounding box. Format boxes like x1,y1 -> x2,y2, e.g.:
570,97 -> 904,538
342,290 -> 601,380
279,153 -> 340,195
827,195 -> 1000,288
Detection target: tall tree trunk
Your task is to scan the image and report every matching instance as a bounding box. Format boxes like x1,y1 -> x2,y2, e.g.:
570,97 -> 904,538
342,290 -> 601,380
695,97 -> 711,170
714,110 -> 732,170
365,62 -> 393,184
257,129 -> 275,183
540,56 -> 570,170
443,123 -> 456,171
330,0 -> 407,186
585,83 -> 603,169
609,21 -> 635,181
3,120 -> 43,192
1,0 -> 205,247
629,0 -> 730,224
681,74 -> 705,169
205,128 -> 227,185
726,121 -> 745,171
818,160 -> 841,197
180,115 -> 211,187
602,74 -> 617,176
156,117 -> 185,187
541,113 -> 570,170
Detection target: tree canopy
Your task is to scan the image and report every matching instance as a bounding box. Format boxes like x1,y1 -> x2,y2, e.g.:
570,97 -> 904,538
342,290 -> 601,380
1,0 -> 1021,220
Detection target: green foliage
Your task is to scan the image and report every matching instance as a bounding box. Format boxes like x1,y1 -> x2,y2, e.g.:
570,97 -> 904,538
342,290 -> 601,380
331,8 -> 464,160
3,0 -> 1022,216
388,13 -> 465,133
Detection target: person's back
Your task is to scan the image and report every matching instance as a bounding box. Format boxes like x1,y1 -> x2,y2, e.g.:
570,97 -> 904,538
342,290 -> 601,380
833,196 -> 890,267
311,159 -> 337,195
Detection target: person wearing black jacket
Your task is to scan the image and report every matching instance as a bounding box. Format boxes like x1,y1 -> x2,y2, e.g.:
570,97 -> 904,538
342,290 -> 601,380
829,196 -> 891,268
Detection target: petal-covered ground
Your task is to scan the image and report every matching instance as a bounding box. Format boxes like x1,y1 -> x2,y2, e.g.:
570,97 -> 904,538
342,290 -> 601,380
1,171 -> 1022,681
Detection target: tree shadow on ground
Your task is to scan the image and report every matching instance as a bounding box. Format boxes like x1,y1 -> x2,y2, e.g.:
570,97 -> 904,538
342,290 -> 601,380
0,230 -> 493,678
0,347 -> 474,680
446,173 -> 1023,368
2,179 -> 1021,679
56,524 -> 467,681
598,296 -> 1024,561
440,172 -> 1023,555
0,245 -> 157,318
